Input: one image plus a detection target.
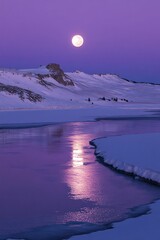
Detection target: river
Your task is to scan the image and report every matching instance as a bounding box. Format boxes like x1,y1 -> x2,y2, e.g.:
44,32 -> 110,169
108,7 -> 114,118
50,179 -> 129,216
0,119 -> 160,239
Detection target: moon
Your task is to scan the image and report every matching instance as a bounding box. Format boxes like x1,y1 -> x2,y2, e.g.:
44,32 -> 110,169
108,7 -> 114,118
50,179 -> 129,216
72,35 -> 84,47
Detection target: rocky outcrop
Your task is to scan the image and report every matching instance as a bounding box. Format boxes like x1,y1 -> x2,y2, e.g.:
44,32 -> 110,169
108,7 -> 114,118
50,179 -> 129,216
0,83 -> 43,102
37,63 -> 74,86
36,74 -> 55,88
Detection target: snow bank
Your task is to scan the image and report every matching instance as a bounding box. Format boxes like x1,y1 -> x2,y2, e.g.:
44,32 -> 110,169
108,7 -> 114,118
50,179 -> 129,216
0,106 -> 155,128
91,133 -> 160,184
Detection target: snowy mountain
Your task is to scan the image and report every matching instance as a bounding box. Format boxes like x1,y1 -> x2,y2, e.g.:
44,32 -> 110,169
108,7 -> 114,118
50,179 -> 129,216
0,63 -> 160,110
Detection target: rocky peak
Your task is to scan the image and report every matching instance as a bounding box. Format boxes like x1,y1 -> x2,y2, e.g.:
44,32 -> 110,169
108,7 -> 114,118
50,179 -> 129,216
46,63 -> 62,73
45,63 -> 74,86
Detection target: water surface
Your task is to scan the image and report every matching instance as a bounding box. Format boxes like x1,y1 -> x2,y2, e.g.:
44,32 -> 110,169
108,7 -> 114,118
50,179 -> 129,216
0,119 -> 160,239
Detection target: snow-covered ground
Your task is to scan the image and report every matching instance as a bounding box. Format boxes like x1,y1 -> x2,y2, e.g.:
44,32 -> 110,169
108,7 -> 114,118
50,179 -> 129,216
1,64 -> 160,111
0,64 -> 160,127
0,105 -> 157,128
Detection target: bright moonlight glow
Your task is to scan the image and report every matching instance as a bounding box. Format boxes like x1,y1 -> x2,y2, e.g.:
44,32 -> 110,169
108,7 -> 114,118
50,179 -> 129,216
72,35 -> 84,47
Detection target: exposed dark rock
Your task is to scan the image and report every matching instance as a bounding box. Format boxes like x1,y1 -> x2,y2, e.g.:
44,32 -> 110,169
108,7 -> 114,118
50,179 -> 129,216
36,63 -> 74,86
46,63 -> 61,72
121,76 -> 160,86
99,97 -> 106,101
121,98 -> 129,102
111,97 -> 118,102
36,74 -> 55,88
98,96 -> 129,103
0,82 -> 43,102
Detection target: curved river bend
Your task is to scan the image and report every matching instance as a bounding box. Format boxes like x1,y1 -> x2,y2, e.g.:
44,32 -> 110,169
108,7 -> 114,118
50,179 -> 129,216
0,119 -> 160,239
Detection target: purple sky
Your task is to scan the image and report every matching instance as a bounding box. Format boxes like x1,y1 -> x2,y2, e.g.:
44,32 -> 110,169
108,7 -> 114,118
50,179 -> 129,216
0,0 -> 160,83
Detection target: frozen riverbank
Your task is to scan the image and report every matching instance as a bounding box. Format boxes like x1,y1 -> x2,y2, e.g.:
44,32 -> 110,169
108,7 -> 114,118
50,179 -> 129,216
0,103 -> 160,128
91,133 -> 160,184
70,132 -> 160,239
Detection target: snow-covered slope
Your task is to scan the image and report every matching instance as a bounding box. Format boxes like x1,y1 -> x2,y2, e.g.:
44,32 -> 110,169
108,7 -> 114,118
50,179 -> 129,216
0,63 -> 160,109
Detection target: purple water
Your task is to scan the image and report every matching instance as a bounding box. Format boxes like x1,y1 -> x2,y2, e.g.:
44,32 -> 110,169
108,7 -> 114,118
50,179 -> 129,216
0,119 -> 160,239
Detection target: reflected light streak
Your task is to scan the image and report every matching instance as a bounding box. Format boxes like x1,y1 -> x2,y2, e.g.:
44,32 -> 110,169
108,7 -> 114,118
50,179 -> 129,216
65,133 -> 99,201
72,142 -> 84,167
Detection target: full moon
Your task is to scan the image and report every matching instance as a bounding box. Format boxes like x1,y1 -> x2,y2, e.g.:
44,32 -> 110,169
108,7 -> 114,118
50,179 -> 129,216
72,35 -> 84,47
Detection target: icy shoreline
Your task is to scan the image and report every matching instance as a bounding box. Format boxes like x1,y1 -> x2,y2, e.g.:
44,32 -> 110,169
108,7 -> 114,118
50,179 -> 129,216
91,133 -> 160,185
0,104 -> 159,129
70,133 -> 160,239
70,200 -> 160,240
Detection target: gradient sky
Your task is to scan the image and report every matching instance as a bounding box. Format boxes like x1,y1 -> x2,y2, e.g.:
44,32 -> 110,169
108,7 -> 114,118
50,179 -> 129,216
0,0 -> 160,82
